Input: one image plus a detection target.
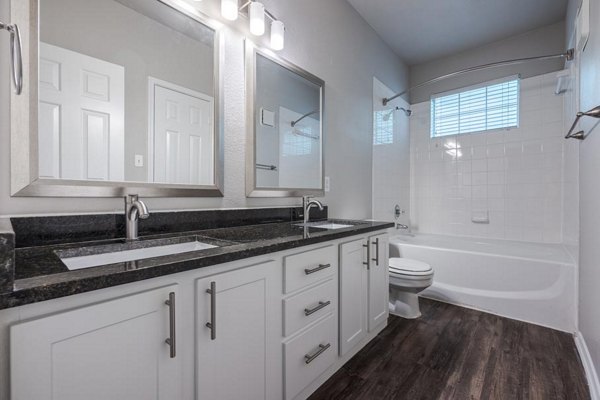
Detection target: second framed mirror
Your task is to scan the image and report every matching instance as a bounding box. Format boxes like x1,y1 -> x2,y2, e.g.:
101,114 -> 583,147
245,42 -> 325,197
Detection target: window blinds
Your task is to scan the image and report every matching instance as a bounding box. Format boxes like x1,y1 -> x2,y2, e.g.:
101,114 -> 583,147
431,78 -> 519,137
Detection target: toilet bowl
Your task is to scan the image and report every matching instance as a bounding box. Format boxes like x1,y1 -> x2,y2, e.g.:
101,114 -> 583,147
389,258 -> 433,319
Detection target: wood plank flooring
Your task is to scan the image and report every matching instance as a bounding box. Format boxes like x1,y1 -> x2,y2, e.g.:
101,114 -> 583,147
310,299 -> 590,400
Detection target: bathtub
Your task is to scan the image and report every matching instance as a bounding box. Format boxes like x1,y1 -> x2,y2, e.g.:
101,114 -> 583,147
390,233 -> 577,332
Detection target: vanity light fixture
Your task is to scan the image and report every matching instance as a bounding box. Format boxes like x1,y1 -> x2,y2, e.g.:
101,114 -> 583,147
270,20 -> 284,50
221,0 -> 285,50
249,2 -> 265,35
221,0 -> 239,20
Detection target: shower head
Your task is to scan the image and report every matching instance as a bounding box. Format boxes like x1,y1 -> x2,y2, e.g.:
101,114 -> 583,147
382,106 -> 412,121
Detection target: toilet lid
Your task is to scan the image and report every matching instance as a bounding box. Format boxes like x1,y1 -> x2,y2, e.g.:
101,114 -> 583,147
389,258 -> 432,276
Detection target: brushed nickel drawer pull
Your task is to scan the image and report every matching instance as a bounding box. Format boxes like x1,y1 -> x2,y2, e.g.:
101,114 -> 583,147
304,263 -> 331,275
165,292 -> 176,358
205,281 -> 216,340
363,241 -> 370,269
304,343 -> 331,364
372,238 -> 380,266
304,300 -> 331,316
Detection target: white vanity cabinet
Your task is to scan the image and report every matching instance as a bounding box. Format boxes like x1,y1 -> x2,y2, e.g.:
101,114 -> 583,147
282,245 -> 339,400
4,229 -> 391,400
195,260 -> 281,400
339,233 -> 390,356
10,285 -> 182,400
368,233 -> 390,331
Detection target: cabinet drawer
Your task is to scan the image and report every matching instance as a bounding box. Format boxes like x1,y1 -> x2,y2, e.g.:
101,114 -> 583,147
284,245 -> 336,294
283,279 -> 336,337
284,314 -> 337,400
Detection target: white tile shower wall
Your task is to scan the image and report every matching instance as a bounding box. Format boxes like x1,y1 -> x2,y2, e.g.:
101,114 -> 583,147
372,78 -> 411,225
409,71 -> 570,243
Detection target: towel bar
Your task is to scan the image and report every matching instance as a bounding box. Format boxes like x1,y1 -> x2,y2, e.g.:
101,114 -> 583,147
565,105 -> 600,140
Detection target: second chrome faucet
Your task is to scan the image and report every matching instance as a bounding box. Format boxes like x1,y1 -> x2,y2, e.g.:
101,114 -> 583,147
302,196 -> 324,225
125,194 -> 150,240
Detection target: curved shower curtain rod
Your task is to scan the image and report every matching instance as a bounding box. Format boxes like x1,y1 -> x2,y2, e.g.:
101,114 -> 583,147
291,110 -> 319,127
382,48 -> 575,106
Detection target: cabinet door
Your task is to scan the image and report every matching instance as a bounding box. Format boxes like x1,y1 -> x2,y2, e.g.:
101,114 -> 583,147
196,260 -> 279,400
339,238 -> 368,356
368,233 -> 390,331
11,285 -> 181,400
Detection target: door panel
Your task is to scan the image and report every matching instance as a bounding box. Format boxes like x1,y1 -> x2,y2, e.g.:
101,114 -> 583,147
82,110 -> 110,180
196,261 -> 278,400
10,286 -> 181,400
38,42 -> 125,181
339,238 -> 368,356
369,234 -> 389,331
38,102 -> 60,178
152,81 -> 214,185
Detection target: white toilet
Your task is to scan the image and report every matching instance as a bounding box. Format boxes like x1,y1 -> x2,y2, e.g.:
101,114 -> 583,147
388,258 -> 434,318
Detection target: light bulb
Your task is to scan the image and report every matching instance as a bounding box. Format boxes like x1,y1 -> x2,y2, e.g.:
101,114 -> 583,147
270,20 -> 284,50
221,0 -> 238,21
249,2 -> 265,36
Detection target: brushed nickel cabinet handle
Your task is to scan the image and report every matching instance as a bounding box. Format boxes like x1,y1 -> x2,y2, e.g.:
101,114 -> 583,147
304,263 -> 331,275
304,300 -> 331,316
372,238 -> 380,266
304,343 -> 331,364
363,241 -> 370,269
205,281 -> 216,340
165,292 -> 176,358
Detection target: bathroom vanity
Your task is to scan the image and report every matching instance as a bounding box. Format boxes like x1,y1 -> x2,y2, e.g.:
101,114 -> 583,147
0,0 -> 391,398
0,209 -> 392,400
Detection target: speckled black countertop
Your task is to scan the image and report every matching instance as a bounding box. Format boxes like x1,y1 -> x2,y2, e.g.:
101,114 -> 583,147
0,218 -> 393,310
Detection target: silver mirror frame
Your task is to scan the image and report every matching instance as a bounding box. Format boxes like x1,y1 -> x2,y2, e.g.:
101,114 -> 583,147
10,0 -> 225,197
245,40 -> 325,198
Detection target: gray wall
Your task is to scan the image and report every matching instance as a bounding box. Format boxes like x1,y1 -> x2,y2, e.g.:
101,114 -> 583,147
409,21 -> 566,103
569,0 -> 600,389
41,0 -> 214,182
0,0 -> 409,217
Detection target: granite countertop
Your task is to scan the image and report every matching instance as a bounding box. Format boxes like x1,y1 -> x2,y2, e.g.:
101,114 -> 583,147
0,219 -> 393,310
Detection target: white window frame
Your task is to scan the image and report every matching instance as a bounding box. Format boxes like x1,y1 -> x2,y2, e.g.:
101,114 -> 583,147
430,75 -> 520,138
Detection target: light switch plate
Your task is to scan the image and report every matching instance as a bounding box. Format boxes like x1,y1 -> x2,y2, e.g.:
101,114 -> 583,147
135,155 -> 144,167
261,108 -> 275,127
324,176 -> 330,192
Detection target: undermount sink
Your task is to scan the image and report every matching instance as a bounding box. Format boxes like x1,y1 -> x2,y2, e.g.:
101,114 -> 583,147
295,221 -> 355,230
58,239 -> 218,271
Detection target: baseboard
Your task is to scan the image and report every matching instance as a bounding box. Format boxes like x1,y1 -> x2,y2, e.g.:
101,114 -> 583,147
575,331 -> 600,400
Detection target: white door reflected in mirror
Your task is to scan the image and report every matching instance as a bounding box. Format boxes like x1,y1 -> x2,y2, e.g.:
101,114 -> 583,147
37,0 -> 216,186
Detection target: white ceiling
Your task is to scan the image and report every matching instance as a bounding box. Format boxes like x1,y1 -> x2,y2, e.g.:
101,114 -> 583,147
347,0 -> 568,65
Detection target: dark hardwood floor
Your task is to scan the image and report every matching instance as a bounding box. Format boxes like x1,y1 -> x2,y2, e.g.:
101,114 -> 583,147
310,298 -> 590,400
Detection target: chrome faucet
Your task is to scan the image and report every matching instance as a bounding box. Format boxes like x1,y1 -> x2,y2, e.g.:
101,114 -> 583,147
302,196 -> 324,225
125,195 -> 149,240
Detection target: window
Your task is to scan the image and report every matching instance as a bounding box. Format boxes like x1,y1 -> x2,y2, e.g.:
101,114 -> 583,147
373,110 -> 393,145
431,77 -> 519,137
283,125 -> 313,156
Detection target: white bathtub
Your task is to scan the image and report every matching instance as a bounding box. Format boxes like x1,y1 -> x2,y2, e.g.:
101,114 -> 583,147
390,233 -> 577,332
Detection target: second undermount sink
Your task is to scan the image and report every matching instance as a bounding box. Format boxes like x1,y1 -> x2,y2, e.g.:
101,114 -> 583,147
295,221 -> 355,230
58,239 -> 218,271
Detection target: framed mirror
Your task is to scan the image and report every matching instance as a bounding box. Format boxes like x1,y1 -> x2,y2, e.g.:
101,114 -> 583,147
10,0 -> 224,197
245,42 -> 325,197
